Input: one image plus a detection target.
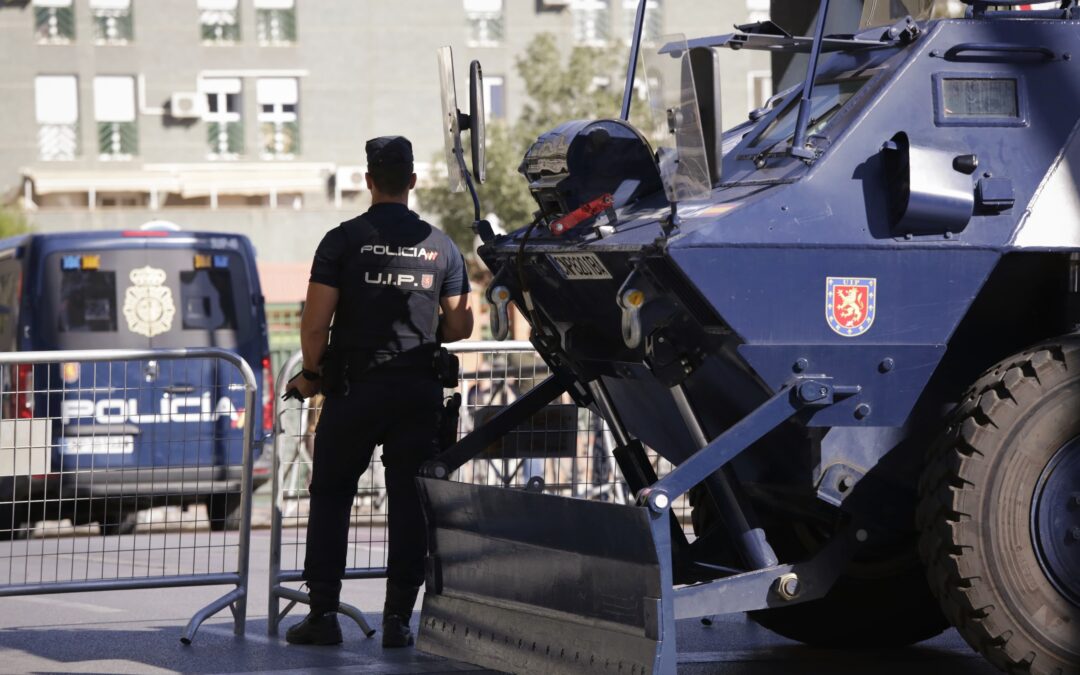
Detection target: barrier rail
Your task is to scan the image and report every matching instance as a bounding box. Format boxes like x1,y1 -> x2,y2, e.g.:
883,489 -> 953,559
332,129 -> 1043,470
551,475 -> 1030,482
266,341 -> 687,635
0,348 -> 257,643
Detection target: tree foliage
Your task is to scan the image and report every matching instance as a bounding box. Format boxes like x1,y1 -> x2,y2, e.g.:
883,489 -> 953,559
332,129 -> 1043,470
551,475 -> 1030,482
0,207 -> 30,239
417,33 -> 636,257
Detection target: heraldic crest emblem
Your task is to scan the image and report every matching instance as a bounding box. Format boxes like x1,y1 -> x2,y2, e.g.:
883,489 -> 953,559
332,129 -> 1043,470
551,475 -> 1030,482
826,277 -> 876,337
122,266 -> 176,338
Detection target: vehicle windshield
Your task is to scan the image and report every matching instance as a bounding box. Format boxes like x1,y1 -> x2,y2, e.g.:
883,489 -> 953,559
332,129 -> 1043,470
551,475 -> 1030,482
860,0 -> 936,29
750,76 -> 870,152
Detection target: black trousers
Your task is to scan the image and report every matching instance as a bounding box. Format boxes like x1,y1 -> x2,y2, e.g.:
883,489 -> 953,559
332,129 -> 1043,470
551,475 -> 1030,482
302,370 -> 443,614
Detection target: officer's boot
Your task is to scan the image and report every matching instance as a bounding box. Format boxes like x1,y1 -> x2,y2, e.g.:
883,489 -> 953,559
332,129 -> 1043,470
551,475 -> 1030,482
286,581 -> 343,645
381,581 -> 420,648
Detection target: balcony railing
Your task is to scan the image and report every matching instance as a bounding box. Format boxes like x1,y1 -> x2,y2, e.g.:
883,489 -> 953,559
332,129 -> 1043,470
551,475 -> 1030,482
97,121 -> 138,160
34,6 -> 75,43
93,8 -> 134,44
467,12 -> 504,46
260,121 -> 299,158
201,10 -> 240,43
208,121 -> 244,157
256,8 -> 296,45
38,124 -> 79,161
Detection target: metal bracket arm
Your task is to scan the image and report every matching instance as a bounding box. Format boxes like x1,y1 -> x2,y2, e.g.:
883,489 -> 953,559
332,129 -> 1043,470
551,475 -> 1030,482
421,375 -> 567,477
637,380 -> 857,513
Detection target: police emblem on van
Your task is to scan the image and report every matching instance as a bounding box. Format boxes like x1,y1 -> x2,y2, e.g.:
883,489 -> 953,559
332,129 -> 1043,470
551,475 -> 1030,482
826,277 -> 876,337
123,266 -> 175,338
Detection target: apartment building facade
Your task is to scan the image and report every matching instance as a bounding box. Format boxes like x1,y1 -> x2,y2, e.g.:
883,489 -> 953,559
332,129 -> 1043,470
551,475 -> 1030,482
0,0 -> 769,265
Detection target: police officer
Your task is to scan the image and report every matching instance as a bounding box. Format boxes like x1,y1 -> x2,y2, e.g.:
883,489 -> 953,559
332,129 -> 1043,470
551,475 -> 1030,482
284,136 -> 473,648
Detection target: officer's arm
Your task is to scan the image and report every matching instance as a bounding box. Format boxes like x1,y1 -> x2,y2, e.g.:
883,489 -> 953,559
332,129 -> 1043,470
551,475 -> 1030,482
438,293 -> 473,343
300,282 -> 339,371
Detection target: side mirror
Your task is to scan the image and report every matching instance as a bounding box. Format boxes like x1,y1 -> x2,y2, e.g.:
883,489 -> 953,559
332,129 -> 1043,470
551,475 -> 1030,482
468,60 -> 487,184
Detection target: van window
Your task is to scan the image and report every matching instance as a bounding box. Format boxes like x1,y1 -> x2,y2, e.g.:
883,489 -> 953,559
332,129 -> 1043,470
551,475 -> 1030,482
0,257 -> 22,350
181,268 -> 237,330
58,269 -> 118,333
39,246 -> 254,350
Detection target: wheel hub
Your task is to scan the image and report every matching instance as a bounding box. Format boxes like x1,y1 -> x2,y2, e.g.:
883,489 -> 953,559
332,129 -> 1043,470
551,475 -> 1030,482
1032,436 -> 1080,607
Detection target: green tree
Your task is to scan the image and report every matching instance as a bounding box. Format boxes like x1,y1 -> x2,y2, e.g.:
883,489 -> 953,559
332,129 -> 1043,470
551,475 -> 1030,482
417,33 -> 637,254
0,206 -> 30,239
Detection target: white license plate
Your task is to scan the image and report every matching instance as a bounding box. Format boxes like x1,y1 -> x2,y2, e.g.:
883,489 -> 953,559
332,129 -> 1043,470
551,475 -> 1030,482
62,435 -> 135,455
548,252 -> 612,280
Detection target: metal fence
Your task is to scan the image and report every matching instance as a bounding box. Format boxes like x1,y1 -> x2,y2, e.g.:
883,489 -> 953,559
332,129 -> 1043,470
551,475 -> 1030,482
0,348 -> 258,643
267,341 -> 688,635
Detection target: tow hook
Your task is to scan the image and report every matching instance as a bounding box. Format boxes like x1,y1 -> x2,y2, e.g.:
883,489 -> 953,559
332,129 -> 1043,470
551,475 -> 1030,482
487,285 -> 512,341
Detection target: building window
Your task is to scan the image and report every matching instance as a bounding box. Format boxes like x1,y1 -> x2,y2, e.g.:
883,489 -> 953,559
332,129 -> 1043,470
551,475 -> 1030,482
464,0 -> 503,47
202,78 -> 243,158
255,0 -> 296,45
484,75 -> 505,120
198,0 -> 239,44
622,0 -> 661,43
257,78 -> 299,159
35,76 -> 80,161
33,0 -> 75,44
93,76 -> 138,160
90,0 -> 133,44
747,70 -> 773,112
572,0 -> 610,46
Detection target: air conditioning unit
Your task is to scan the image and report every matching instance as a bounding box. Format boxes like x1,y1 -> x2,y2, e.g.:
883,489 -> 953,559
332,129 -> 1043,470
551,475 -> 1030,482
170,92 -> 206,119
541,0 -> 570,7
336,166 -> 366,192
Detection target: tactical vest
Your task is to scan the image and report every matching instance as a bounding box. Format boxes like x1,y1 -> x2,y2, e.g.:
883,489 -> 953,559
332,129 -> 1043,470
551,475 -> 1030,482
329,211 -> 447,357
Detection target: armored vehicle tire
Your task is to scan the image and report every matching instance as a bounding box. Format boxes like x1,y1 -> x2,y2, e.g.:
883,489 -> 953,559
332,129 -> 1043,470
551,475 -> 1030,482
918,342 -> 1080,675
689,488 -> 949,647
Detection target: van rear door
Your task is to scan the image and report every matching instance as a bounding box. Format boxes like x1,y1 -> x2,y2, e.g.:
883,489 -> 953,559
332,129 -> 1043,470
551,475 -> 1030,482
39,245 -> 236,480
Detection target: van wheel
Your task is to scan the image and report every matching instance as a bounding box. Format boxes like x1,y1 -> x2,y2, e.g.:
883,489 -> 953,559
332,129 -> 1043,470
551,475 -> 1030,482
208,493 -> 242,531
918,341 -> 1080,675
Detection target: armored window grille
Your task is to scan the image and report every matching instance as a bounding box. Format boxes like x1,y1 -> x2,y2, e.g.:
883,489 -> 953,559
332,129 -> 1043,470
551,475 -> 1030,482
571,0 -> 610,46
257,78 -> 299,159
33,0 -> 75,44
93,76 -> 138,160
198,0 -> 240,44
621,0 -> 661,43
255,0 -> 296,45
202,78 -> 244,158
90,0 -> 133,44
35,76 -> 80,161
464,0 -> 504,47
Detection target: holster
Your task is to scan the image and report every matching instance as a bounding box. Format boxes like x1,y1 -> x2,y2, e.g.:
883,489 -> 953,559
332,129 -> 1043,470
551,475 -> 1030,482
432,347 -> 460,388
439,392 -> 461,450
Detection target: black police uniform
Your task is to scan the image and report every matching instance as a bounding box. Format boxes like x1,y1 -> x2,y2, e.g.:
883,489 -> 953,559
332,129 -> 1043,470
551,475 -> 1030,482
299,144 -> 469,633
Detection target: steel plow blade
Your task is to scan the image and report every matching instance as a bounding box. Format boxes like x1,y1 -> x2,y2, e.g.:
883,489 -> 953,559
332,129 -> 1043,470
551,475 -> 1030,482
416,478 -> 676,675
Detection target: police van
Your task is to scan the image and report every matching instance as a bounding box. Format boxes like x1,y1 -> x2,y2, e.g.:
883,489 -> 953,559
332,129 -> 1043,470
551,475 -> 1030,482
0,229 -> 274,535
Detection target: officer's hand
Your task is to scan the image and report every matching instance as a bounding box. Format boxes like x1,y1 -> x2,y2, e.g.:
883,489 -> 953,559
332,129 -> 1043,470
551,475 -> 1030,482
284,372 -> 321,401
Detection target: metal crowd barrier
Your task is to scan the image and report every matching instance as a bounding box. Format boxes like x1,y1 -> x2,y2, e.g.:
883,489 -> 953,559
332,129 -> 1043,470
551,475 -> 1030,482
0,348 -> 257,643
267,341 -> 688,636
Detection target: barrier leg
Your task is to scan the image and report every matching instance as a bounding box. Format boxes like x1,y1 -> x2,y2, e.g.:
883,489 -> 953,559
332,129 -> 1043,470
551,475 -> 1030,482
181,586 -> 246,645
275,585 -> 376,638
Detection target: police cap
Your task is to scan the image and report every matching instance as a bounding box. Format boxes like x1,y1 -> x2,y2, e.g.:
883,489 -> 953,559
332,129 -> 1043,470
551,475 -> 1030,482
366,136 -> 413,170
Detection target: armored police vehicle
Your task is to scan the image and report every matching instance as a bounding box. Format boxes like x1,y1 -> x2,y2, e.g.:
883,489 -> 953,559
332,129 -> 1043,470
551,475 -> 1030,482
418,1 -> 1080,674
0,229 -> 273,536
